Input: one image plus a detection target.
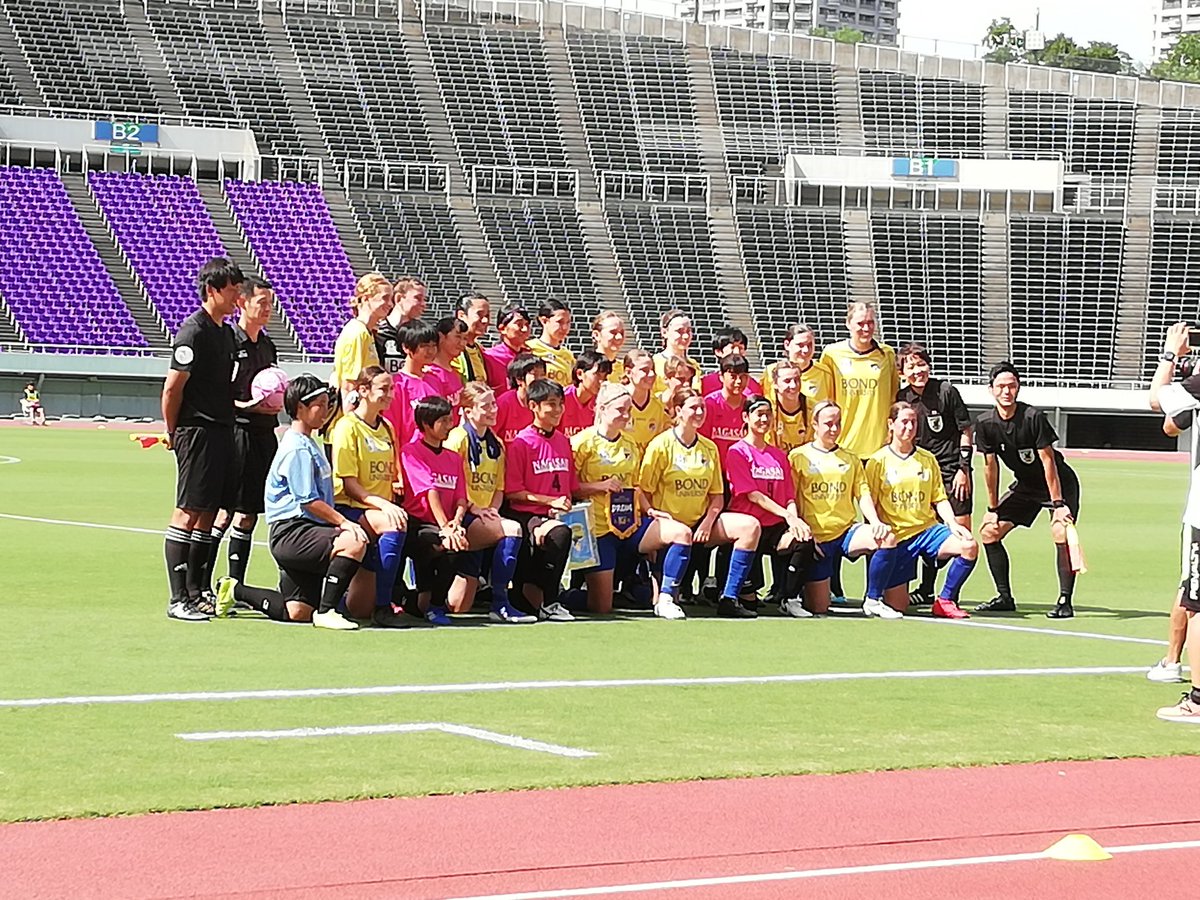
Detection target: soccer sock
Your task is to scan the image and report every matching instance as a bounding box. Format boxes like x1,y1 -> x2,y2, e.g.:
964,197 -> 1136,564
919,558 -> 938,597
186,529 -> 214,598
539,525 -> 573,605
983,542 -> 1013,598
227,527 -> 254,583
489,536 -> 521,607
783,542 -> 816,598
1055,542 -> 1076,600
234,583 -> 289,622
938,556 -> 977,603
374,530 -> 406,609
319,555 -> 361,614
207,523 -> 228,579
830,559 -> 845,597
721,548 -> 756,600
865,547 -> 898,601
164,527 -> 191,602
658,543 -> 692,599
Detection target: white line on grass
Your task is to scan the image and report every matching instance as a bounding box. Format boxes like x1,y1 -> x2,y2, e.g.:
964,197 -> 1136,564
0,456 -> 21,465
0,666 -> 1149,709
176,722 -> 598,757
0,512 -> 269,546
907,616 -> 1168,647
441,839 -> 1200,899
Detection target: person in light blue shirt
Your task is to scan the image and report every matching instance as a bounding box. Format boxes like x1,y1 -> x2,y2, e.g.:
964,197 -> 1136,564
213,375 -> 368,630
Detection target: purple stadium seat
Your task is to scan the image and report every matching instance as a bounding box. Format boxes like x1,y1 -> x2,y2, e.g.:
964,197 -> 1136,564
0,166 -> 146,351
223,179 -> 355,355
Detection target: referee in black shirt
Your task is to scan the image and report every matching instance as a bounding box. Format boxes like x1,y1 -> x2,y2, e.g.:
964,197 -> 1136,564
162,258 -> 243,621
207,276 -> 280,593
974,362 -> 1080,619
897,343 -> 974,606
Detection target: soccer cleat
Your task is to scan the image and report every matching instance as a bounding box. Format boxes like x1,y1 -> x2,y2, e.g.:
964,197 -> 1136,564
538,601 -> 575,622
863,597 -> 903,620
717,596 -> 758,619
1156,693 -> 1200,723
653,596 -> 687,620
489,601 -> 537,624
701,577 -> 720,604
194,591 -> 217,617
974,595 -> 1017,613
908,589 -> 935,608
830,593 -> 850,605
1046,597 -> 1074,619
932,597 -> 970,619
214,577 -> 238,618
780,598 -> 814,619
312,609 -> 359,631
1147,659 -> 1185,684
167,599 -> 210,622
425,607 -> 452,626
371,604 -> 411,628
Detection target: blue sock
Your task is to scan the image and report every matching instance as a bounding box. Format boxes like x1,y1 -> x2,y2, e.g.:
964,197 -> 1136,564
375,530 -> 406,609
939,556 -> 976,602
490,536 -> 521,608
658,543 -> 691,598
866,547 -> 899,601
722,548 -> 756,599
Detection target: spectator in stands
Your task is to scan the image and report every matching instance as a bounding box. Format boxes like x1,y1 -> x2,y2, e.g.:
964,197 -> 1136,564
766,360 -> 808,455
865,402 -> 977,620
561,350 -> 612,439
571,382 -> 692,619
974,362 -> 1080,619
503,378 -> 577,621
700,327 -> 762,396
484,305 -> 532,394
762,324 -> 834,410
384,319 -> 437,447
623,348 -> 668,454
208,276 -> 281,593
789,401 -> 894,617
161,257 -> 243,622
444,382 -> 534,623
653,309 -> 702,395
425,316 -> 467,417
376,277 -> 427,375
528,298 -> 575,388
452,294 -> 492,385
331,274 -> 392,427
896,342 -> 974,607
591,311 -> 628,383
214,375 -> 367,630
495,354 -> 547,443
329,366 -> 409,628
20,382 -> 46,426
639,385 -> 761,619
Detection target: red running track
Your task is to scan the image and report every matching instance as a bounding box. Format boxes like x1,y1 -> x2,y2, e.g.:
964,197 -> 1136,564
2,757 -> 1197,899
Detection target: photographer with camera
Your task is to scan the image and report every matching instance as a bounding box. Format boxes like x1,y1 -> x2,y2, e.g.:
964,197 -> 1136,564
1148,322 -> 1200,723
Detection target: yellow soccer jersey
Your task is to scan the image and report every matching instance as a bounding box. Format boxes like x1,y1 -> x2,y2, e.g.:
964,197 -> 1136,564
865,446 -> 947,542
639,429 -> 723,527
789,443 -> 869,542
625,393 -> 669,453
606,358 -> 626,385
527,338 -> 576,388
452,343 -> 489,385
572,427 -> 642,536
652,352 -> 703,396
761,360 -> 835,408
445,426 -> 505,510
331,413 -> 397,508
332,319 -> 379,389
768,400 -> 808,455
819,341 -> 897,460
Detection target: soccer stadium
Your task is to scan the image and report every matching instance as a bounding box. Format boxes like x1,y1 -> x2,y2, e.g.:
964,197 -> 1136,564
2,0 -> 1200,895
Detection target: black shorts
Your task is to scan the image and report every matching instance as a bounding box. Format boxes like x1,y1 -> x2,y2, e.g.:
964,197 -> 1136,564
173,424 -> 236,512
940,469 -> 973,519
755,521 -> 791,556
1181,527 -> 1200,613
995,473 -> 1081,528
232,427 -> 277,515
268,517 -> 337,607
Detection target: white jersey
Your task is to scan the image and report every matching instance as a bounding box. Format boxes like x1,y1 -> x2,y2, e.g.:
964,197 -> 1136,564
1158,382 -> 1200,529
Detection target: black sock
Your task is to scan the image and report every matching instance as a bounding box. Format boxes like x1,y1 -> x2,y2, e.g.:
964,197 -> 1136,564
235,582 -> 289,622
207,524 -> 228,580
919,558 -> 938,596
1055,542 -> 1075,601
186,530 -> 214,599
228,527 -> 254,583
319,555 -> 361,613
164,527 -> 191,602
783,543 -> 815,599
983,542 -> 1012,598
830,559 -> 844,597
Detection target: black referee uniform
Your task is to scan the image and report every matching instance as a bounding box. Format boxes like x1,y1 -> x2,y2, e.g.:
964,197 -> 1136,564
375,320 -> 405,376
230,322 -> 280,516
974,402 -> 1080,525
898,377 -> 973,519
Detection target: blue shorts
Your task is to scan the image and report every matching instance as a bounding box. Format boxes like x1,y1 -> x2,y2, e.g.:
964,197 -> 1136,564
593,518 -> 654,572
888,524 -> 954,589
808,525 -> 864,583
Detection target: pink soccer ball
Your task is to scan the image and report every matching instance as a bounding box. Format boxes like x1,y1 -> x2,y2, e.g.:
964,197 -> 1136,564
250,366 -> 289,409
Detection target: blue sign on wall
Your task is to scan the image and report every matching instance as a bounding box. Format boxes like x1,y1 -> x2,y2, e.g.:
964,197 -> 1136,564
891,158 -> 958,178
94,122 -> 160,144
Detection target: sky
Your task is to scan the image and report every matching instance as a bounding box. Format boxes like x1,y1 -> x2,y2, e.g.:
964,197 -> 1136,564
897,0 -> 1154,64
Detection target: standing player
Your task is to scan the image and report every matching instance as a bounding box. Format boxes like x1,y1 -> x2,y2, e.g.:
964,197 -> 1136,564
653,309 -> 703,394
591,311 -> 628,383
494,354 -> 547,443
761,324 -> 834,409
331,274 -> 392,428
700,327 -> 762,396
766,360 -> 808,456
974,362 -> 1080,619
701,354 -> 751,464
161,257 -> 243,621
452,293 -> 492,384
896,343 -> 974,606
384,319 -> 437,447
527,298 -> 575,387
375,276 -> 427,374
424,316 -> 468,417
561,350 -> 612,439
623,349 -> 669,454
484,305 -> 532,394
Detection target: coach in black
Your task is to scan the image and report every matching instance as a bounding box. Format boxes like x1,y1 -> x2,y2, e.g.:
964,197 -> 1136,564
974,362 -> 1080,619
161,258 -> 243,621
897,343 -> 974,606
208,276 -> 280,591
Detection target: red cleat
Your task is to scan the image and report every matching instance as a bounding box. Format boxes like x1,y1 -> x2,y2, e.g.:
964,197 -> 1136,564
932,597 -> 970,619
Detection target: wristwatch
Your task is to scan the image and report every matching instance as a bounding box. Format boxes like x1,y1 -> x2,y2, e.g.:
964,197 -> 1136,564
1160,351 -> 1177,363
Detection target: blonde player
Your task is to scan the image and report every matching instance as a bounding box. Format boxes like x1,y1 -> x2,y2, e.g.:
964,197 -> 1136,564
623,348 -> 669,453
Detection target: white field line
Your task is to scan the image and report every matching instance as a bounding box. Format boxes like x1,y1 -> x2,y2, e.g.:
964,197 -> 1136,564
906,616 -> 1168,647
0,512 -> 270,546
176,722 -> 598,758
442,839 -> 1200,900
0,456 -> 20,464
0,666 -> 1149,710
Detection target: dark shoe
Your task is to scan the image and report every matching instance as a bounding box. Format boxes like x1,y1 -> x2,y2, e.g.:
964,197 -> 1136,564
193,591 -> 217,617
717,596 -> 758,619
974,595 -> 1016,613
701,577 -> 720,604
1046,598 -> 1074,619
909,589 -> 935,608
167,599 -> 210,622
371,604 -> 411,628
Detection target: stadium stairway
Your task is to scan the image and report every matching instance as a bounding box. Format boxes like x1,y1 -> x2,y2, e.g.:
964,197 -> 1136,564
257,9 -> 329,161
982,83 -> 1009,152
321,185 -> 379,280
980,212 -> 1011,368
118,0 -> 187,118
0,2 -> 43,106
1114,105 -> 1162,381
832,64 -> 865,148
841,207 -> 879,308
0,295 -> 29,348
62,174 -> 171,351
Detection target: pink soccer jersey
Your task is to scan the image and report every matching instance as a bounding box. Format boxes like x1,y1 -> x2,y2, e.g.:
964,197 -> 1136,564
560,385 -> 596,439
383,370 -> 435,447
494,389 -> 534,444
725,439 -> 792,526
701,390 -> 747,465
423,363 -> 464,416
483,341 -> 520,394
505,425 -> 577,516
400,439 -> 468,523
700,371 -> 762,398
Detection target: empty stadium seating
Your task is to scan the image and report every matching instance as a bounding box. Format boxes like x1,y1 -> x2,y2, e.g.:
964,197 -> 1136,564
1147,220 -> 1200,379
859,71 -> 985,156
0,47 -> 26,106
0,166 -> 146,351
1008,92 -> 1135,179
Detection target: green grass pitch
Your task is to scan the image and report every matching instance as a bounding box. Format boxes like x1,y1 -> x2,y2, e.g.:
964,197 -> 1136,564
0,427 -> 1194,822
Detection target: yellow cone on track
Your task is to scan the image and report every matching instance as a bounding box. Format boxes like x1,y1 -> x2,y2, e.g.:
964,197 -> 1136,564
1043,834 -> 1112,861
